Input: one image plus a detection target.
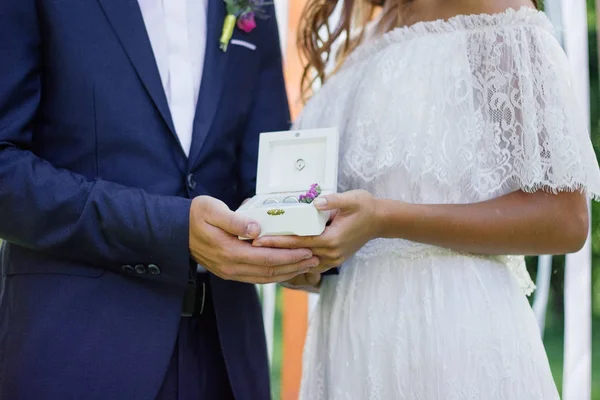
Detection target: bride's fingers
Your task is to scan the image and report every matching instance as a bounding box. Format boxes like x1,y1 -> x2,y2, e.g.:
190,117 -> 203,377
304,272 -> 322,286
313,192 -> 358,212
327,209 -> 339,224
233,270 -> 309,284
253,235 -> 322,249
310,246 -> 345,259
309,265 -> 334,274
281,272 -> 322,290
254,225 -> 343,249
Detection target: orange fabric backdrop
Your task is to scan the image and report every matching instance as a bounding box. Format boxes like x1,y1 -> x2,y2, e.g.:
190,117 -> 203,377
283,0 -> 306,121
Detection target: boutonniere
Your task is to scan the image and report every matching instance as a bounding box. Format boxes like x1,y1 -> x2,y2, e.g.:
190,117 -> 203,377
219,0 -> 267,52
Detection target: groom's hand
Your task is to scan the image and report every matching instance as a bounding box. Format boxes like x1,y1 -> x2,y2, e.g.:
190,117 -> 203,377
189,196 -> 319,284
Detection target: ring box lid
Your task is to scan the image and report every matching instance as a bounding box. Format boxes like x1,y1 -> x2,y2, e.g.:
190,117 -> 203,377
256,128 -> 339,195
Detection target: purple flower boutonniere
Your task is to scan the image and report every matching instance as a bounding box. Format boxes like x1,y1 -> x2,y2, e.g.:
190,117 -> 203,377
220,0 -> 267,52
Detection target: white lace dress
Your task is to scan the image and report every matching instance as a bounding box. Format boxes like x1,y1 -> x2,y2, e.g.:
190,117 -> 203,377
296,7 -> 600,400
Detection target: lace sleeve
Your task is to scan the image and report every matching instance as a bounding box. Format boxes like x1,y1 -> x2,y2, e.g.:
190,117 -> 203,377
469,25 -> 600,199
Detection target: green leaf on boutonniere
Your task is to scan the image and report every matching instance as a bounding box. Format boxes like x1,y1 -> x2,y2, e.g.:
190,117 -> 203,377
220,0 -> 268,52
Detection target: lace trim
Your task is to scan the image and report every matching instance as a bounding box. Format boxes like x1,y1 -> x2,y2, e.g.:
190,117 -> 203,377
354,239 -> 536,296
343,7 -> 551,70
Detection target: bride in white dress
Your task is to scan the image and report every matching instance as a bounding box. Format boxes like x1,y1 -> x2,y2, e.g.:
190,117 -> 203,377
254,0 -> 600,398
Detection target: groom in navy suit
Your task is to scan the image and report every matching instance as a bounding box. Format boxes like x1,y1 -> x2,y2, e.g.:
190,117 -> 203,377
0,1 -> 320,399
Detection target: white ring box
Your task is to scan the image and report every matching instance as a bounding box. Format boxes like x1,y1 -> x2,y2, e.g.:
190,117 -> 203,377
236,127 -> 339,239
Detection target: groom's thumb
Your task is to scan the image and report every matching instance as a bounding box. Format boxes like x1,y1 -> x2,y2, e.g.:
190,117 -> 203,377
228,213 -> 262,239
214,208 -> 261,239
195,196 -> 262,239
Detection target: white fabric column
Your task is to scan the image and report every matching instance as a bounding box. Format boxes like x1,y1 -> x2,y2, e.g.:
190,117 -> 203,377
560,0 -> 592,399
545,0 -> 564,45
308,293 -> 319,318
531,1 -> 561,336
532,255 -> 553,335
260,284 -> 277,366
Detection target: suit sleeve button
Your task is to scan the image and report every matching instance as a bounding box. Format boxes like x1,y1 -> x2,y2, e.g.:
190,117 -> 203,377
121,265 -> 135,274
134,264 -> 147,275
187,174 -> 197,191
148,264 -> 161,275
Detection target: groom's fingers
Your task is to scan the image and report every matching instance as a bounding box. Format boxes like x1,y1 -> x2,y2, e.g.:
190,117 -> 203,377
232,271 -> 309,285
224,257 -> 319,281
229,243 -> 316,271
197,222 -> 314,270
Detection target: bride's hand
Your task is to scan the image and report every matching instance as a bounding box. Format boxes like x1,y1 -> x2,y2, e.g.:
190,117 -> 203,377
253,190 -> 382,270
281,272 -> 322,293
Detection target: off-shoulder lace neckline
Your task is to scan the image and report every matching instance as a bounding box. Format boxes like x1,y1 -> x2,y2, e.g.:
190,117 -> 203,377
343,7 -> 553,69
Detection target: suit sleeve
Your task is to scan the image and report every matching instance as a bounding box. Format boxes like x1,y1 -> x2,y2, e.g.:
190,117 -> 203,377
236,5 -> 291,203
0,0 -> 191,287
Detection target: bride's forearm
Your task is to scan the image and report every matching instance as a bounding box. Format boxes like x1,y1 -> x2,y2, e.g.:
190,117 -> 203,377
374,190 -> 589,255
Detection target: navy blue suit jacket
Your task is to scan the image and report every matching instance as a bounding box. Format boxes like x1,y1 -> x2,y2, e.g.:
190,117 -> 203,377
0,0 -> 289,399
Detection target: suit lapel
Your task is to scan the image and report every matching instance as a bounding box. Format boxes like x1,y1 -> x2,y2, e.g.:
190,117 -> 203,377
188,0 -> 230,166
97,0 -> 178,143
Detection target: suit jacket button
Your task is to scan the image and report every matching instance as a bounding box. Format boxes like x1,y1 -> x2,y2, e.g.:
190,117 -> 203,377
121,265 -> 135,274
134,264 -> 147,275
148,264 -> 161,275
187,173 -> 196,191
